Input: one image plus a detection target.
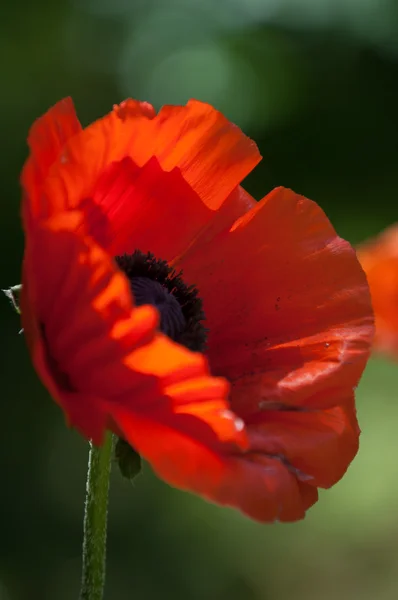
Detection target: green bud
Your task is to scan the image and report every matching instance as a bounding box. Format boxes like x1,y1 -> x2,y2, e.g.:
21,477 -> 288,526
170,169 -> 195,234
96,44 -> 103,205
114,438 -> 142,481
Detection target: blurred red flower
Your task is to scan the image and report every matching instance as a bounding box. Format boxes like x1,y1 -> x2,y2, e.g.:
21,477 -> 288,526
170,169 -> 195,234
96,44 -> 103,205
21,97 -> 374,521
358,225 -> 398,359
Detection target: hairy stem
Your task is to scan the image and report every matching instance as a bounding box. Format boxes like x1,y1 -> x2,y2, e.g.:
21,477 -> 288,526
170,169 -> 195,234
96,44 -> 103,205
80,432 -> 113,600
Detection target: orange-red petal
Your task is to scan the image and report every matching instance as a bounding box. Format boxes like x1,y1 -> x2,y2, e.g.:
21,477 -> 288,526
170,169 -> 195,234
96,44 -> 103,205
125,99 -> 261,211
112,405 -> 318,522
83,156 -> 212,258
114,98 -> 156,120
89,158 -> 260,260
22,211 -> 247,461
170,186 -> 371,517
21,97 -> 82,230
21,210 -> 157,442
247,397 -> 359,488
357,224 -> 398,358
24,99 -> 260,251
179,186 -> 374,415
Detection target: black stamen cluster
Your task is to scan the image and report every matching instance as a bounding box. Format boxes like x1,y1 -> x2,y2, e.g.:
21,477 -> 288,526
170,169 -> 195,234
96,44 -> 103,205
115,250 -> 207,351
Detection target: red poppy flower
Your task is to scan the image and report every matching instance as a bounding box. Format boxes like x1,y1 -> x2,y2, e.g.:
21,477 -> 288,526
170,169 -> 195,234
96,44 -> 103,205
21,97 -> 373,522
357,225 -> 398,359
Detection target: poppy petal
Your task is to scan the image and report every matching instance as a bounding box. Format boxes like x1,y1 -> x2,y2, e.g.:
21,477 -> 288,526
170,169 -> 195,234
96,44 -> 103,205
21,99 -> 155,221
113,98 -> 157,120
112,406 -> 317,522
247,397 -> 359,488
21,97 -> 82,227
173,185 -> 258,263
179,187 -> 374,413
357,224 -> 398,358
219,454 -> 318,522
84,157 -> 259,259
22,211 -> 247,452
85,156 -> 212,258
124,99 -> 261,210
21,210 -> 158,443
32,99 -> 260,238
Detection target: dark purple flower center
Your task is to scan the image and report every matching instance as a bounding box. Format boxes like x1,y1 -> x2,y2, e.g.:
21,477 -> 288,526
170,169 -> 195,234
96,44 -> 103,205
115,250 -> 207,351
130,276 -> 186,341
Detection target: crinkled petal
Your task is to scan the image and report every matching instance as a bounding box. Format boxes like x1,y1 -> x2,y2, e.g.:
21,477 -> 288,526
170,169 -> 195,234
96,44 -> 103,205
83,157 -> 259,259
27,99 -> 260,240
112,407 -> 318,522
247,397 -> 359,488
21,211 -> 247,454
179,187 -> 374,415
21,98 -> 260,262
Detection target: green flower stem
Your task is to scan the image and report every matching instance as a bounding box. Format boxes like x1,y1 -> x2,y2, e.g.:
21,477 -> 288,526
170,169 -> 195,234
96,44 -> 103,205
80,432 -> 114,600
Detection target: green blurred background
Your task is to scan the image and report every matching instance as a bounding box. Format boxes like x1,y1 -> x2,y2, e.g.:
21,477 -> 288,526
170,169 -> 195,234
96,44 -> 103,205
2,0 -> 398,598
